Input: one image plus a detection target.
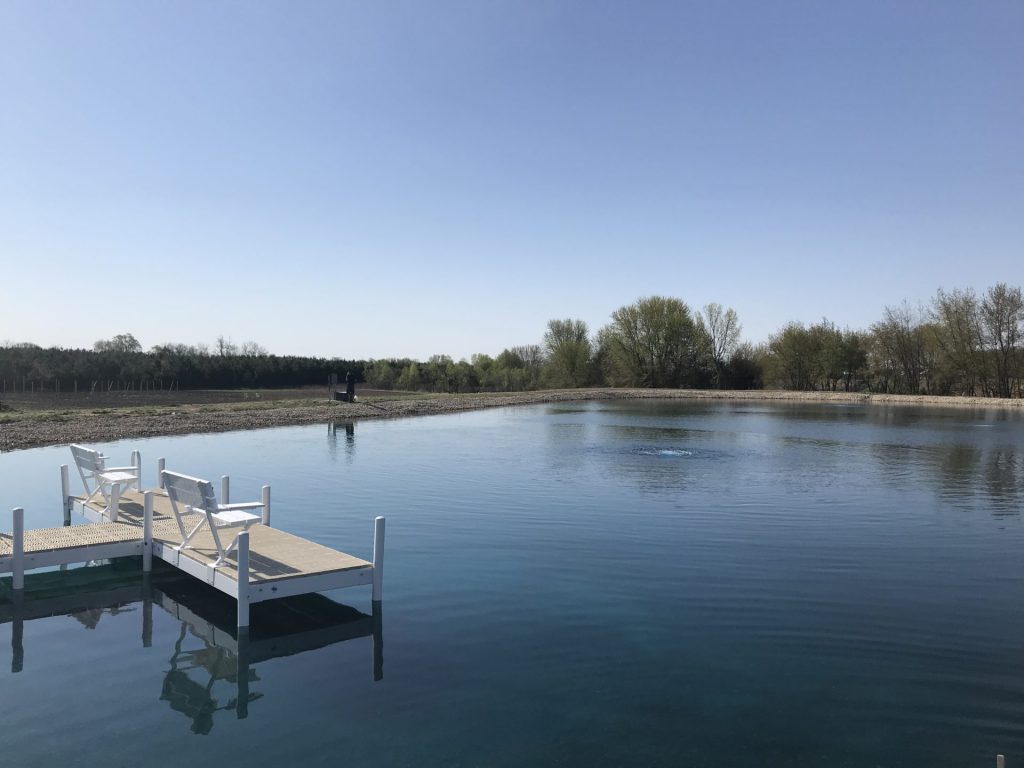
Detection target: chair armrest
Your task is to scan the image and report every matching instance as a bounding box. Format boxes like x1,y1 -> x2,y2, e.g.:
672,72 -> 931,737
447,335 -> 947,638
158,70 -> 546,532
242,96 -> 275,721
218,502 -> 264,511
104,465 -> 139,473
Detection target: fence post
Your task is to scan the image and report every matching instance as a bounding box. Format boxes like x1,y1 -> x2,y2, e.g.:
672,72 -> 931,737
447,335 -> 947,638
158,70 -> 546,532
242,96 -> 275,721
261,486 -> 271,527
372,516 -> 385,601
13,507 -> 25,590
61,464 -> 71,525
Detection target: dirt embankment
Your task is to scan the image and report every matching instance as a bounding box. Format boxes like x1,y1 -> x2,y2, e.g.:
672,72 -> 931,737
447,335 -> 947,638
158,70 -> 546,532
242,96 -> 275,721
1,389 -> 1021,452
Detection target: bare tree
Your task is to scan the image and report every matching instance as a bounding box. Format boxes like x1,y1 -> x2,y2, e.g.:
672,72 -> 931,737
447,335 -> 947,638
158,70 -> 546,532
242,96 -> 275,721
700,303 -> 741,388
240,341 -> 268,356
981,283 -> 1023,398
215,335 -> 238,356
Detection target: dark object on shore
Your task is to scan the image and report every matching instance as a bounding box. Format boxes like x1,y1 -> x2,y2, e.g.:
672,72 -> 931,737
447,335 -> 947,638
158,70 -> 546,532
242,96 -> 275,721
334,372 -> 356,402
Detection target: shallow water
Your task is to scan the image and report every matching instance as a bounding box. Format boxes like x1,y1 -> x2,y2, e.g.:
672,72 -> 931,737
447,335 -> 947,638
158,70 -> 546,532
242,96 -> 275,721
2,400 -> 1024,767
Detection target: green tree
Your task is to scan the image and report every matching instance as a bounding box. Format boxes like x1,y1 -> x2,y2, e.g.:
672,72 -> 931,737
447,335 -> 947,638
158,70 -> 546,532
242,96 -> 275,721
766,322 -> 817,390
598,296 -> 703,388
93,333 -> 142,354
542,319 -> 591,388
931,288 -> 988,395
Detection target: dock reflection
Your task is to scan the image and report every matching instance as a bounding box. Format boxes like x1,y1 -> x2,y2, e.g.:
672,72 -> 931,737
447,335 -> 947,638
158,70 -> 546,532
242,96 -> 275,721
1,561 -> 382,732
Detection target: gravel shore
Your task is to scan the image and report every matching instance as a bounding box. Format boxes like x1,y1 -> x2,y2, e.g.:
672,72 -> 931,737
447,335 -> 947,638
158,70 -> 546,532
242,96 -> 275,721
2,388 -> 1021,452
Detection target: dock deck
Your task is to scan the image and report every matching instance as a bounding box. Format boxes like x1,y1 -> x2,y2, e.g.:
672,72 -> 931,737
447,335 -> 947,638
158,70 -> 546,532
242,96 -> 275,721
1,471 -> 384,630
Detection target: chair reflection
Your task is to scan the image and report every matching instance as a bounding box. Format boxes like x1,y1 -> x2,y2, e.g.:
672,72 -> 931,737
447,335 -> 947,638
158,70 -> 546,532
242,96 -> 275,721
1,560 -> 383,733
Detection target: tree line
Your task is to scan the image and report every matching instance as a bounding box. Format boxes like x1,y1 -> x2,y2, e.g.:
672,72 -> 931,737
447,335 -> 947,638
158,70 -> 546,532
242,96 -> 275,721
3,282 -> 1021,398
0,334 -> 362,392
364,283 -> 1023,398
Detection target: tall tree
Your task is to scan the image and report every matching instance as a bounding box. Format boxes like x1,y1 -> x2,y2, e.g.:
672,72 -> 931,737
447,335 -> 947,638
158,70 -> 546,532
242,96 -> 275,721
543,319 -> 592,388
700,303 -> 742,388
931,288 -> 988,395
870,303 -> 930,394
766,322 -> 818,390
981,283 -> 1023,398
598,297 -> 703,388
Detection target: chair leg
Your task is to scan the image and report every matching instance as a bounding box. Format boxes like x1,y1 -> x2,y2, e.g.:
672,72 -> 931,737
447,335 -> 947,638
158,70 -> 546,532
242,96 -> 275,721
208,524 -> 228,566
177,516 -> 208,551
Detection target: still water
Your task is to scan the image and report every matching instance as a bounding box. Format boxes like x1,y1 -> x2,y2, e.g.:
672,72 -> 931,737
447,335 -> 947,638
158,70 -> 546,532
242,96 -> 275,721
2,400 -> 1024,767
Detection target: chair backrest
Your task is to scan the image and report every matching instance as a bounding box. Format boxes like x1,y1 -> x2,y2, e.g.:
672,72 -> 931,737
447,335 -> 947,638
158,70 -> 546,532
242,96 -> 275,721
162,471 -> 218,515
70,444 -> 106,474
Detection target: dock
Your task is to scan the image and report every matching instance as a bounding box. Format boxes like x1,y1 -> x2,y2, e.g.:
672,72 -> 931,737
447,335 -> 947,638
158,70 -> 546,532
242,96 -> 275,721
0,459 -> 384,630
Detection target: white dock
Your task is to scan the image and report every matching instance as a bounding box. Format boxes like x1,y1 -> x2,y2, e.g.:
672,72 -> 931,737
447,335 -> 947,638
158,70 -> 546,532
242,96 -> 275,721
0,461 -> 384,630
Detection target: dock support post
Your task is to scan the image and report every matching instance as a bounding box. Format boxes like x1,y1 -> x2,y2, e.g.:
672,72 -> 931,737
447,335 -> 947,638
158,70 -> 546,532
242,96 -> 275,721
262,485 -> 271,527
222,475 -> 230,504
60,464 -> 71,525
237,531 -> 250,630
997,756 -> 1004,768
108,482 -> 121,523
372,516 -> 385,601
157,458 -> 165,489
12,507 -> 25,591
131,450 -> 142,491
143,491 -> 153,573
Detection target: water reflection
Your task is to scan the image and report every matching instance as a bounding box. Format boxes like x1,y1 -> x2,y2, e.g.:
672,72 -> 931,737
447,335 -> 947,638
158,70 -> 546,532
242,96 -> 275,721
327,421 -> 357,463
1,561 -> 382,732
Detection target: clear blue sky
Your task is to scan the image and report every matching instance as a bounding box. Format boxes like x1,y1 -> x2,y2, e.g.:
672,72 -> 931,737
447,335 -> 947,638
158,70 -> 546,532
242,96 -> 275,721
2,1 -> 1021,360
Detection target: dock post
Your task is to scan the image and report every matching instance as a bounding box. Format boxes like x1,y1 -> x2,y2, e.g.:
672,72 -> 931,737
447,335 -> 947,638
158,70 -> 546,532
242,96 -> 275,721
237,531 -> 250,630
261,485 -> 271,527
108,482 -> 121,523
997,755 -> 1004,768
372,516 -> 385,601
222,475 -> 230,504
157,458 -> 165,489
143,491 -> 153,573
131,450 -> 142,491
60,464 -> 71,525
12,507 -> 25,591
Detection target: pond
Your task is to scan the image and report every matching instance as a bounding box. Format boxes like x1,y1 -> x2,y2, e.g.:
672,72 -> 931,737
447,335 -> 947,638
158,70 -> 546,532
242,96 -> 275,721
2,400 -> 1024,767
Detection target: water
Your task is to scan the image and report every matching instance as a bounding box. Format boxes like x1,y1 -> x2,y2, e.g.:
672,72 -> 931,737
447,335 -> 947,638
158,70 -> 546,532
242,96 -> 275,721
2,399 -> 1024,767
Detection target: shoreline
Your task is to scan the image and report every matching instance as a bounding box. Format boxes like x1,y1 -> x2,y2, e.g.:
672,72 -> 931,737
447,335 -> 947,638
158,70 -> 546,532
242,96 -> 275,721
2,388 -> 1021,452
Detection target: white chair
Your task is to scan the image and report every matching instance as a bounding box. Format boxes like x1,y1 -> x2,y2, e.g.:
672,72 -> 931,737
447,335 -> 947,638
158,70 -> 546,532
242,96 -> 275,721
70,444 -> 141,520
161,470 -> 265,567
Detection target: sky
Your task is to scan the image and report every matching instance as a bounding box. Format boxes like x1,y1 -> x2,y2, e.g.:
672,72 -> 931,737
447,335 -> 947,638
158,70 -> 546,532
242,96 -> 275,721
1,1 -> 1021,361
